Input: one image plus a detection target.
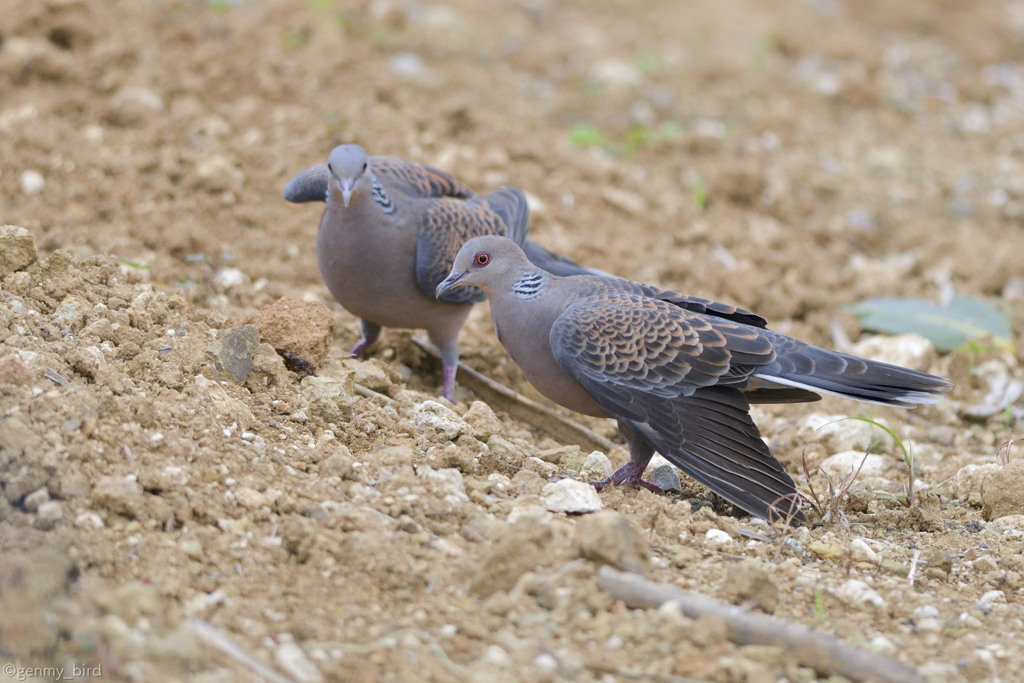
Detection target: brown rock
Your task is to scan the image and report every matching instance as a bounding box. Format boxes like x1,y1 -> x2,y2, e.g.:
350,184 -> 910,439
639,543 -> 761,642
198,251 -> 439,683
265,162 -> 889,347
723,562 -> 780,613
91,475 -> 144,519
204,324 -> 260,383
243,297 -> 335,368
468,517 -> 566,597
463,400 -> 503,439
982,461 -> 1024,521
0,225 -> 38,278
0,352 -> 35,386
576,510 -> 648,574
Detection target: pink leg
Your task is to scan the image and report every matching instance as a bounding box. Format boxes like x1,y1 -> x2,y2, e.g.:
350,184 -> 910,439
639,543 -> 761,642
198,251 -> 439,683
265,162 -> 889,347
591,422 -> 662,493
440,364 -> 457,403
349,320 -> 382,358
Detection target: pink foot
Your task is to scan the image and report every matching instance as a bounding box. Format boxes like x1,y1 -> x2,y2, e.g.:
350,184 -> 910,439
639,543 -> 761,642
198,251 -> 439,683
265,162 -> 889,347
348,340 -> 371,358
592,461 -> 662,494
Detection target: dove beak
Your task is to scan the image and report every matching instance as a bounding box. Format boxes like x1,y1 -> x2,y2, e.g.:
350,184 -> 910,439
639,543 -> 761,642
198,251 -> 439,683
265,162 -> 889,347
435,270 -> 469,298
340,179 -> 356,207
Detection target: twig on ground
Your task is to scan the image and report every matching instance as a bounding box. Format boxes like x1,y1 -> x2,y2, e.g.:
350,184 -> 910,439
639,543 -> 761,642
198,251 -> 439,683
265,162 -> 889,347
189,618 -> 296,683
311,627 -> 473,681
45,367 -> 73,387
354,383 -> 395,405
411,337 -> 615,454
908,548 -> 921,587
596,567 -> 924,683
583,663 -> 704,683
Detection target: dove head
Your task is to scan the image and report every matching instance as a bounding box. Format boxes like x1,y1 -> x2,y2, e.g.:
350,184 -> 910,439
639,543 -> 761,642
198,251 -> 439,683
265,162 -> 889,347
327,144 -> 370,207
435,235 -> 531,299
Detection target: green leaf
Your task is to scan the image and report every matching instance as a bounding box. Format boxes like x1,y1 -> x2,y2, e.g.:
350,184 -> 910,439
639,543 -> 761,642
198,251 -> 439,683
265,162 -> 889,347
569,125 -> 607,148
847,295 -> 1013,353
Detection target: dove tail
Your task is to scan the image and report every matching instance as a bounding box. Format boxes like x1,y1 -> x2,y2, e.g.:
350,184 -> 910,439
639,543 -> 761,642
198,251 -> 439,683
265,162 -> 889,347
523,240 -> 611,278
756,342 -> 952,408
283,164 -> 331,203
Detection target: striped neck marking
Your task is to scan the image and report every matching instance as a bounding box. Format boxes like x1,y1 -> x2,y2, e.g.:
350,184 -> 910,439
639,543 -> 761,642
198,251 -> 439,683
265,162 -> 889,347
372,179 -> 395,214
511,272 -> 545,299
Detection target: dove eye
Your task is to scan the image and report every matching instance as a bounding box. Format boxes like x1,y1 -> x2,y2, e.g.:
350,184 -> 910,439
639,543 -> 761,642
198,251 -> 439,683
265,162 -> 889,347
474,252 -> 490,266
362,162 -> 368,172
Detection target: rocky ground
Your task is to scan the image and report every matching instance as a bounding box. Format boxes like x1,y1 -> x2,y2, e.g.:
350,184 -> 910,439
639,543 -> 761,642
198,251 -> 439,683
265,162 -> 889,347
2,0 -> 1024,681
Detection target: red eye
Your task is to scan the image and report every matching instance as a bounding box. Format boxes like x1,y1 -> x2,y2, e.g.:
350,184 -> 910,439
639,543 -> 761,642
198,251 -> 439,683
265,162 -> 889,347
475,252 -> 490,266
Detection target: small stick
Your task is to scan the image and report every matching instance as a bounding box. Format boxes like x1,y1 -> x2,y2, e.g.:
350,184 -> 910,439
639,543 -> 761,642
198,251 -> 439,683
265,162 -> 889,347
596,567 -> 924,683
411,337 -> 616,454
354,383 -> 395,405
189,618 -> 296,683
45,368 -> 73,387
907,548 -> 921,587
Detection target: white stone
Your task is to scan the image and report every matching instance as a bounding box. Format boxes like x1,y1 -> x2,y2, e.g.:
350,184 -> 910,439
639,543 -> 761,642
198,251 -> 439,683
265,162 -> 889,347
835,579 -> 887,611
819,450 -> 887,480
412,400 -> 468,440
850,538 -> 880,564
214,267 -> 249,290
35,501 -> 63,528
851,333 -> 936,372
23,487 -> 49,512
579,451 -> 613,480
953,463 -> 1001,505
703,528 -> 732,549
20,169 -> 45,196
74,511 -> 104,529
183,590 -> 228,618
506,504 -> 552,525
982,515 -> 1024,541
419,467 -> 469,504
113,86 -> 164,112
390,52 -> 428,77
235,487 -> 268,509
481,644 -> 511,668
540,479 -> 603,514
975,590 -> 1006,613
868,635 -> 897,656
800,413 -> 892,454
180,538 -> 204,560
274,637 -> 323,683
533,654 -> 558,672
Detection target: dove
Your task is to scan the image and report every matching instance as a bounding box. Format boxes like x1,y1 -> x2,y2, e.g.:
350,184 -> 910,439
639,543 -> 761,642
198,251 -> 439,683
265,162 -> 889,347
284,144 -> 599,400
435,235 -> 952,521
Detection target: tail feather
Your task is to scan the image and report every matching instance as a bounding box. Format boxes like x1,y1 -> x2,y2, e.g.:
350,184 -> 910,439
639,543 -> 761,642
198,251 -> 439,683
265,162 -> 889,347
756,336 -> 952,408
523,240 -> 611,278
478,187 -> 530,245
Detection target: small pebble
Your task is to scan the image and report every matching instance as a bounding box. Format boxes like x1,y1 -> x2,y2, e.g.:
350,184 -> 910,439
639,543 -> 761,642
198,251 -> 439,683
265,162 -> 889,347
649,464 -> 681,492
34,501 -> 63,530
579,451 -> 613,481
704,528 -> 732,549
274,637 -> 323,683
835,579 -> 887,611
541,479 -> 602,514
20,170 -> 45,196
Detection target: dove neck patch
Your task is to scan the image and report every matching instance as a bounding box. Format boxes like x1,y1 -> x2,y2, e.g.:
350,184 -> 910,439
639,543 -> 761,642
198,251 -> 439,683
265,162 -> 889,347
372,179 -> 395,214
511,272 -> 545,300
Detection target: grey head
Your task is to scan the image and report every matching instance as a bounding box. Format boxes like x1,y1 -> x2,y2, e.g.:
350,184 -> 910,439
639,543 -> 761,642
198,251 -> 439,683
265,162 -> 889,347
435,235 -> 535,299
328,144 -> 371,207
